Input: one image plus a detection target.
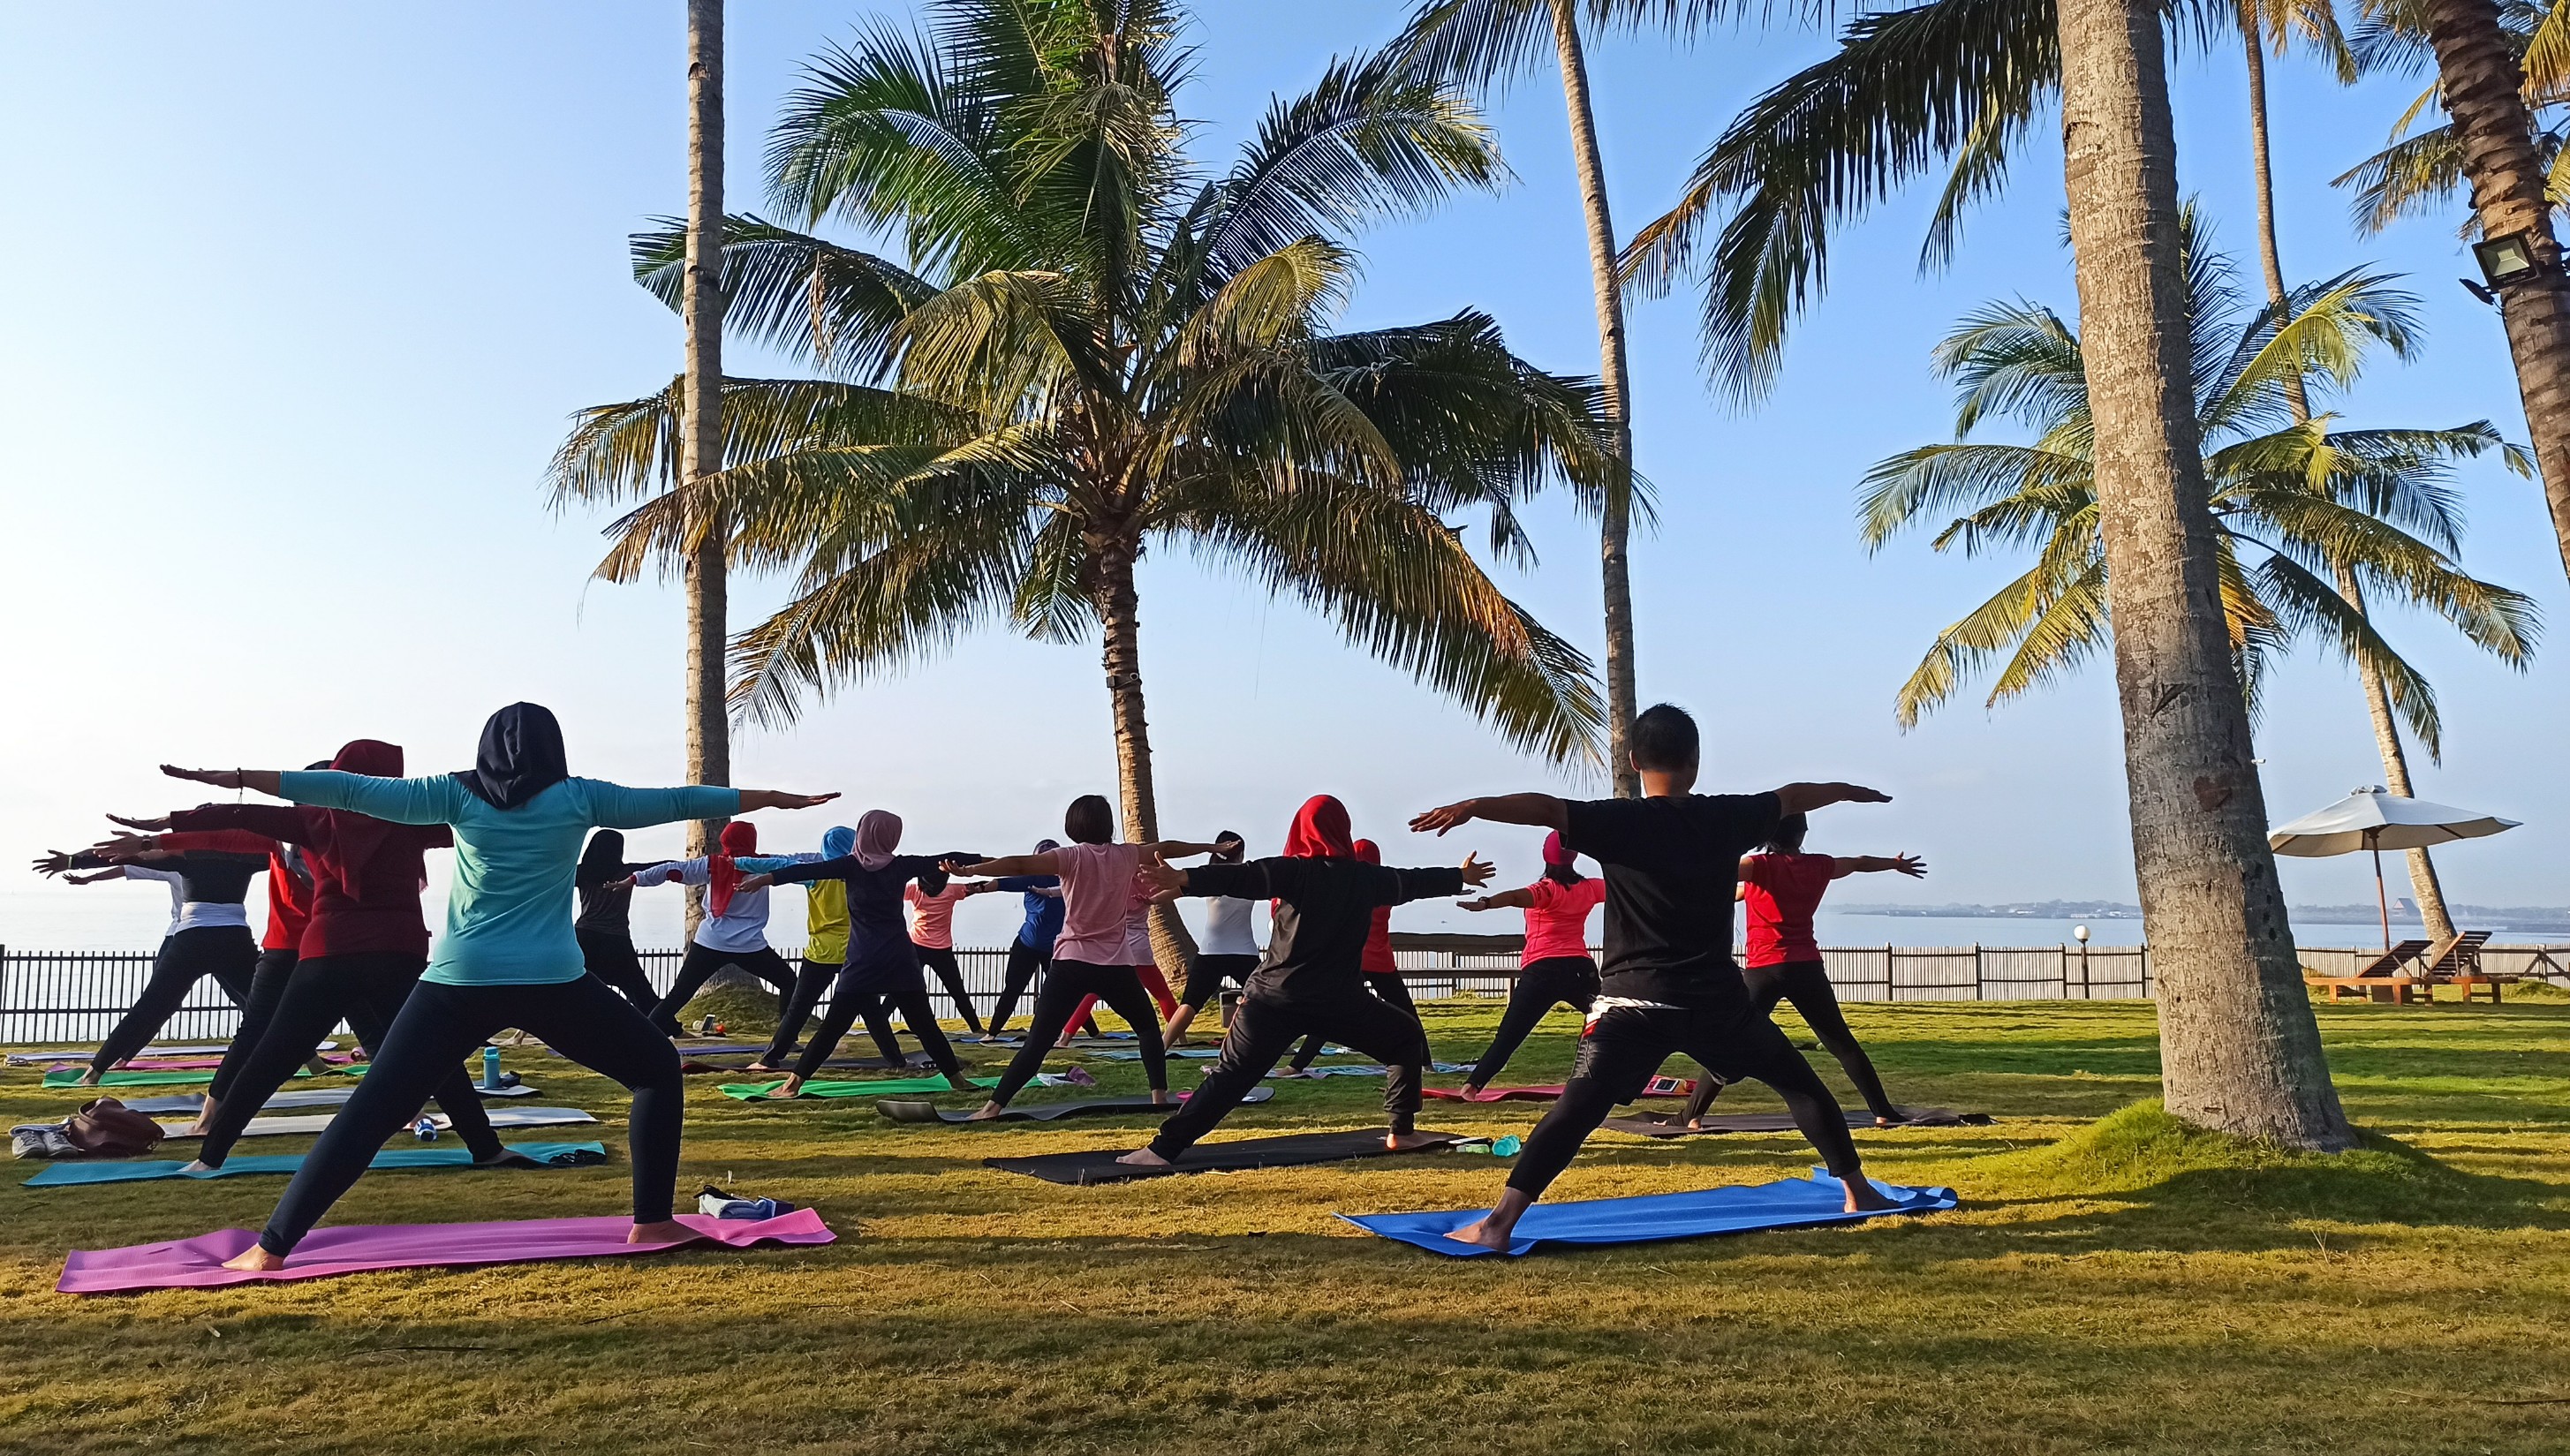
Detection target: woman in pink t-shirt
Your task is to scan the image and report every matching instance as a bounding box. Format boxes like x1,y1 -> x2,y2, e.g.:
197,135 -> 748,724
1453,830 -> 1606,1093
1684,813 -> 1924,1128
903,879 -> 999,1035
949,795 -> 1227,1119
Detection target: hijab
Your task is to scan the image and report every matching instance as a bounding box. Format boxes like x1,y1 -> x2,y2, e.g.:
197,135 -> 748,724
324,739 -> 409,877
578,829 -> 625,890
821,825 -> 857,860
707,821 -> 757,919
1540,829 -> 1585,886
1353,838 -> 1381,865
853,809 -> 903,871
453,702 -> 570,811
1281,795 -> 1356,860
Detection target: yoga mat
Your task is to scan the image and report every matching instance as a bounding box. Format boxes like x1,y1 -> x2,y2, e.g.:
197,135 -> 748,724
124,1088 -> 355,1115
1603,1108 -> 1992,1138
988,1128 -> 1472,1186
158,1106 -> 596,1140
680,1052 -> 935,1075
974,1033 -> 1138,1049
717,1075 -> 999,1101
1266,1063 -> 1473,1079
42,1067 -> 349,1090
9,1041 -> 337,1067
1422,1075 -> 1694,1104
58,1208 -> 835,1294
24,1142 -> 608,1188
876,1087 -> 1274,1124
1341,1170 -> 1960,1257
113,1052 -> 359,1074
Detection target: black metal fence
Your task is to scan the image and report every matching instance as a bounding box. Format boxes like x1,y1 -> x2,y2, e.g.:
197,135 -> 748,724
10,940 -> 2563,1047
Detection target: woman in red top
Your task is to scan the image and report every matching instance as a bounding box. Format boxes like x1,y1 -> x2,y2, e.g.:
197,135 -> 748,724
1684,814 -> 1924,1128
1453,829 -> 1606,1093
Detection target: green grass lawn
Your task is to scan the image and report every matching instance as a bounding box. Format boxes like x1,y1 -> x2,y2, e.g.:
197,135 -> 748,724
4,992 -> 2568,1455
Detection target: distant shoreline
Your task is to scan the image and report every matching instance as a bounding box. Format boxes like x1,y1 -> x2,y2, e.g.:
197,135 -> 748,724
1841,902 -> 2570,933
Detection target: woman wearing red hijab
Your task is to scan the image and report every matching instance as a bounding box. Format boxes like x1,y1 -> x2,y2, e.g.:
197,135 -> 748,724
1116,796 -> 1493,1167
631,819 -> 800,1037
1282,839 -> 1419,1075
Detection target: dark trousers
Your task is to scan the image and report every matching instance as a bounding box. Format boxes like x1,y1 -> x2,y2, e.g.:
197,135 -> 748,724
1289,971 -> 1416,1070
200,951 -> 503,1168
988,959 -> 1169,1105
577,928 -> 660,1017
648,942 -> 795,1037
1467,955 -> 1600,1087
258,974 -> 683,1256
1149,981 -> 1430,1159
1181,953 -> 1260,1011
988,939 -> 1051,1034
790,939 -> 965,1082
1682,961 -> 1898,1122
913,944 -> 986,1033
1509,1003 -> 1863,1199
91,925 -> 258,1075
764,959 -> 906,1066
208,947 -> 302,1105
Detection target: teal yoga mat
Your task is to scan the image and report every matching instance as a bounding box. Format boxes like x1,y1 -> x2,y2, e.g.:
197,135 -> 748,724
718,1075 -> 999,1101
22,1142 -> 608,1188
42,1066 -> 353,1090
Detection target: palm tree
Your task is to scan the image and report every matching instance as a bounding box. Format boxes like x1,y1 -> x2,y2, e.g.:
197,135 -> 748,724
1867,221 -> 2539,774
681,0 -> 729,940
2334,2 -> 2570,234
552,0 -> 1618,979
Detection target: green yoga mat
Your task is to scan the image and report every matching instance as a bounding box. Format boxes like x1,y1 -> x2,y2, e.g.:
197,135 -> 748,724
22,1142 -> 608,1188
719,1075 -> 999,1101
42,1067 -> 351,1090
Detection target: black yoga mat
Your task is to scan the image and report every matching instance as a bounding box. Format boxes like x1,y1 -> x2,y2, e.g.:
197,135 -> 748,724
1602,1108 -> 1990,1138
875,1087 -> 1274,1124
987,1128 -> 1470,1185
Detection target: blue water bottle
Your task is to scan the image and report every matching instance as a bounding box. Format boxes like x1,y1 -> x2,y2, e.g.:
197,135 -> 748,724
482,1045 -> 502,1090
413,1115 -> 439,1142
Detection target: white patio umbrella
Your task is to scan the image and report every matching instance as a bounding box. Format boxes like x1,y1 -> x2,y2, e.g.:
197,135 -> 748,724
2268,787 -> 2522,950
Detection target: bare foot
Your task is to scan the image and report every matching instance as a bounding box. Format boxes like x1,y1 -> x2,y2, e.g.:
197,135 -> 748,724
1114,1147 -> 1171,1169
76,1071 -> 102,1088
179,1159 -> 218,1175
945,1075 -> 979,1094
1842,1176 -> 1899,1213
627,1219 -> 692,1245
763,1078 -> 805,1101
1444,1216 -> 1512,1252
1460,1084 -> 1485,1100
742,1062 -> 781,1075
959,1102 -> 1008,1122
222,1244 -> 285,1272
1150,1089 -> 1175,1105
1874,1113 -> 1901,1128
1384,1128 -> 1446,1152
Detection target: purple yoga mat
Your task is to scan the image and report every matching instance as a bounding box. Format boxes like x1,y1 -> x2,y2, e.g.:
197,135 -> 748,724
57,1209 -> 835,1294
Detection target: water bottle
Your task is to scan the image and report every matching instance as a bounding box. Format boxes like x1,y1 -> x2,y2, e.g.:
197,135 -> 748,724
1455,1135 -> 1521,1158
413,1115 -> 439,1143
481,1046 -> 502,1090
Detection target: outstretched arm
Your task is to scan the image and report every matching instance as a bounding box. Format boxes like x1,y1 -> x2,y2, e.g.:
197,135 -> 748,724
162,766 -> 284,798
1457,886 -> 1535,912
1772,782 -> 1893,814
953,851 -> 1061,879
1833,853 -> 1925,879
1143,840 -> 1228,860
1410,794 -> 1569,836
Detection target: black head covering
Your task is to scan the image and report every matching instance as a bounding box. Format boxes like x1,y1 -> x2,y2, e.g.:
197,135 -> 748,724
453,702 -> 570,810
576,829 -> 624,889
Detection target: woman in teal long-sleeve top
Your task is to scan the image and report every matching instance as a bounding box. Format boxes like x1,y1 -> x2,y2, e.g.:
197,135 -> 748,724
158,703 -> 836,1272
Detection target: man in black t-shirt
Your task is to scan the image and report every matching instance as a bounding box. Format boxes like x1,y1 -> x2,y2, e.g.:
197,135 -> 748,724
1410,703 -> 1901,1250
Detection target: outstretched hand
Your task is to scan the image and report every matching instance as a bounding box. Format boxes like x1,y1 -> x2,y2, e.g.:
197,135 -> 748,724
735,873 -> 775,893
161,766 -> 243,790
1136,859 -> 1187,900
1890,853 -> 1926,879
30,851 -> 74,877
1409,798 -> 1479,835
88,834 -> 159,860
105,811 -> 171,832
1458,852 -> 1495,889
1455,897 -> 1494,912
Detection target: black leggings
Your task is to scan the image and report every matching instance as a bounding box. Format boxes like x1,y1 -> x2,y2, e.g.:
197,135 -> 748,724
578,928 -> 660,1017
207,947 -> 301,1105
90,925 -> 258,1075
1508,1003 -> 1863,1200
257,974 -> 684,1256
1682,961 -> 1897,1122
1181,954 -> 1261,1010
1150,981 -> 1430,1158
913,944 -> 986,1033
1467,956 -> 1599,1087
988,959 -> 1168,1105
648,942 -> 795,1036
765,959 -> 907,1067
790,939 -> 965,1083
199,951 -> 503,1168
987,939 -> 1051,1035
1289,972 -> 1416,1070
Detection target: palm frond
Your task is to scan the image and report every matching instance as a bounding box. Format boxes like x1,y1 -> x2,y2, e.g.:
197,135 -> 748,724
630,215 -> 939,379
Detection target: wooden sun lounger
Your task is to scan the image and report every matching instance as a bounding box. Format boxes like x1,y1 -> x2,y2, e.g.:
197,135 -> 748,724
2304,939 -> 2431,1003
2420,931 -> 2498,1003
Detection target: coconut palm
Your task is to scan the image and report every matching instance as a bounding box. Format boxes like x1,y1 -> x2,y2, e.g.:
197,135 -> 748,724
2333,0 -> 2569,235
681,0 -> 728,944
1867,221 -> 2539,756
550,0 -> 1619,977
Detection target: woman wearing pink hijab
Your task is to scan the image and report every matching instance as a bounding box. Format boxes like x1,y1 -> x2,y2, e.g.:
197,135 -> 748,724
1452,830 -> 1606,1093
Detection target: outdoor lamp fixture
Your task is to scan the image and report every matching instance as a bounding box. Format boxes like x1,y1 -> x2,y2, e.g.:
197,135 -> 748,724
2474,230 -> 2548,290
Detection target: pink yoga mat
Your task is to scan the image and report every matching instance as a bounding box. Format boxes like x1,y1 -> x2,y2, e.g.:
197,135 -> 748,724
57,1209 -> 835,1294
117,1052 -> 359,1073
1424,1075 -> 1694,1104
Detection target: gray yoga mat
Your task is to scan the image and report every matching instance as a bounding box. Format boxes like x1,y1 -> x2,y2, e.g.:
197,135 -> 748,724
115,1083 -> 537,1116
1601,1108 -> 1991,1138
987,1128 -> 1471,1185
8,1041 -> 338,1067
875,1087 -> 1274,1124
156,1105 -> 597,1139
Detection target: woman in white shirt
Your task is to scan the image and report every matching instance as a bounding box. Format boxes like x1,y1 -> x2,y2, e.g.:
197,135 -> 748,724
1163,833 -> 1258,1046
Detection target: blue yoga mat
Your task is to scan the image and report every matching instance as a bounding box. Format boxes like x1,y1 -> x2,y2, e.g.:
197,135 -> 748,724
23,1142 -> 608,1188
1340,1170 -> 1958,1257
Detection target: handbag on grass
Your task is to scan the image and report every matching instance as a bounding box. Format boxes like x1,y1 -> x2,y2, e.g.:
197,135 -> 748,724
65,1098 -> 163,1157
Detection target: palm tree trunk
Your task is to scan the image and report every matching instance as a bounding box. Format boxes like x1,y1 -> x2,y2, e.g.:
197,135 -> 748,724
1093,537 -> 1198,987
2058,0 -> 2352,1147
682,0 -> 729,943
2420,0 -> 2570,587
1547,0 -> 1641,797
2238,21 -> 2460,942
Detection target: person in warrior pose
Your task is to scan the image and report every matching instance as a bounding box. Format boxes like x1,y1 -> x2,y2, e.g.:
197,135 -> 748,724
122,740 -> 513,1173
573,829 -> 664,1015
1115,796 -> 1492,1166
1161,833 -> 1256,1047
1408,704 -> 1901,1249
749,826 -> 911,1075
949,796 -> 1226,1120
1681,816 -> 1925,1129
735,810 -> 982,1099
1452,830 -> 1606,1094
903,875 -> 995,1035
30,841 -> 266,1085
185,702 -> 834,1272
635,822 -> 798,1037
1282,838 -> 1419,1075
981,841 -> 1063,1041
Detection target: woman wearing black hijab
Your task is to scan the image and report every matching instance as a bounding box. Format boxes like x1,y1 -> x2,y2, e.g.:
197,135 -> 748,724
575,829 -> 662,1015
155,703 -> 836,1273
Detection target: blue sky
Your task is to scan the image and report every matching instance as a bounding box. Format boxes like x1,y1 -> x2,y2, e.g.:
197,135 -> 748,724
4,1 -> 2561,951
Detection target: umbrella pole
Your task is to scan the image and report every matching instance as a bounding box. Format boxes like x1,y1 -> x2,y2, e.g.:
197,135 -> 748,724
2372,837 -> 2389,952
